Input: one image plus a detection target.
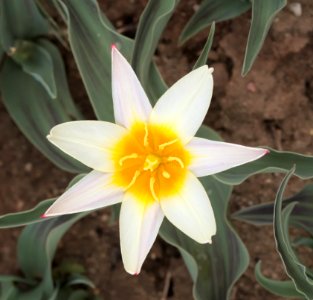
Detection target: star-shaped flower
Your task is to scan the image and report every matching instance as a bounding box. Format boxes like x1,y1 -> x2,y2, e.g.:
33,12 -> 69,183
43,46 -> 268,274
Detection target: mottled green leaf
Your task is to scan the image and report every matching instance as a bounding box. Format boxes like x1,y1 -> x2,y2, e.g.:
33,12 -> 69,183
0,41 -> 88,173
193,22 -> 215,70
159,126 -> 249,300
179,0 -> 250,44
255,262 -> 304,298
215,148 -> 313,185
0,0 -> 49,50
273,168 -> 313,299
242,0 -> 287,75
131,0 -> 177,103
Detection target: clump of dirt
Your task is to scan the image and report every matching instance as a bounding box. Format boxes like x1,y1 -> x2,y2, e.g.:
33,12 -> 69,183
0,0 -> 312,299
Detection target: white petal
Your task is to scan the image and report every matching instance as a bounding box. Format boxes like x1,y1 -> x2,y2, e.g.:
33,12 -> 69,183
187,137 -> 269,177
150,66 -> 213,143
120,192 -> 164,274
44,171 -> 123,216
160,172 -> 216,243
112,46 -> 152,128
48,121 -> 127,172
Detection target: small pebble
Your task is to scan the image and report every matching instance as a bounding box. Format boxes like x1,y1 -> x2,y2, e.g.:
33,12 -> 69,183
247,81 -> 257,93
24,162 -> 33,172
288,3 -> 302,17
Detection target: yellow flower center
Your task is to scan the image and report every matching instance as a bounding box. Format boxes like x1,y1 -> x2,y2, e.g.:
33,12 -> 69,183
112,122 -> 190,203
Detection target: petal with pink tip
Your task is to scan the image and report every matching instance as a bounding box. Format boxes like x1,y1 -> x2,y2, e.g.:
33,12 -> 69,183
44,171 -> 123,216
160,172 -> 216,244
186,137 -> 268,177
150,66 -> 213,144
120,192 -> 164,274
47,121 -> 127,172
112,46 -> 152,128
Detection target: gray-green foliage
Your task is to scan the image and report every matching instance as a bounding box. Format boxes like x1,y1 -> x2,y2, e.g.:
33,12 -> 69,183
235,170 -> 313,299
180,0 -> 287,76
0,0 -> 311,300
0,176 -> 98,300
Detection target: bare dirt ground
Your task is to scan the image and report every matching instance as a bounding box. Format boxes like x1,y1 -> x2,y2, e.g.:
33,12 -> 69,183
0,0 -> 312,299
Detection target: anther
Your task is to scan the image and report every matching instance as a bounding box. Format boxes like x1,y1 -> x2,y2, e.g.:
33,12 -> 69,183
149,177 -> 159,202
167,156 -> 184,168
125,170 -> 141,190
158,139 -> 178,150
162,171 -> 171,179
144,123 -> 149,147
119,153 -> 139,166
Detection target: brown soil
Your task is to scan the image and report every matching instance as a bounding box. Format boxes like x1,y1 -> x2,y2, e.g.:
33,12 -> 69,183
1,0 -> 313,299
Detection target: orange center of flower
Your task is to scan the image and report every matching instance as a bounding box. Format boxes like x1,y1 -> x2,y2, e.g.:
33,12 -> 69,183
112,122 -> 190,203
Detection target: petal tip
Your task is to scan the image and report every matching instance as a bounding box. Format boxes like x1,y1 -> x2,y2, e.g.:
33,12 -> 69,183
40,213 -> 47,219
208,67 -> 214,74
265,149 -> 270,155
111,43 -> 117,50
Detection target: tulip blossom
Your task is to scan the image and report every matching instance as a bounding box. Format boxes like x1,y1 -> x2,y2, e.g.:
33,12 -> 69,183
43,46 -> 268,274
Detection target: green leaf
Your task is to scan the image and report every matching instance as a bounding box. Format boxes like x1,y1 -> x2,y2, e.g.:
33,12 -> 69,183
273,167 -> 313,299
55,0 -> 133,121
179,0 -> 250,44
0,199 -> 54,229
255,262 -> 304,298
131,0 -> 177,103
215,148 -> 313,185
17,213 -> 88,296
66,274 -> 95,289
193,22 -> 215,70
0,0 -> 49,50
11,40 -> 57,98
233,184 -> 313,231
0,175 -> 85,229
0,42 -> 88,174
242,0 -> 287,75
55,0 -> 168,116
159,126 -> 249,300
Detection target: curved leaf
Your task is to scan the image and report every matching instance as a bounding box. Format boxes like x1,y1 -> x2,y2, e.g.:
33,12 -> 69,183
179,0 -> 250,44
233,184 -> 313,231
0,175 -> 85,229
159,125 -> 249,300
273,168 -> 313,299
193,22 -> 215,70
17,213 -> 89,296
56,0 -> 133,121
0,199 -> 54,229
0,42 -> 88,173
255,262 -> 304,298
0,0 -> 49,50
242,0 -> 287,75
11,40 -> 56,98
131,0 -> 177,102
215,148 -> 313,185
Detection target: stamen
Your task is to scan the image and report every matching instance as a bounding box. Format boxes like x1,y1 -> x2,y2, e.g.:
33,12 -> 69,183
125,170 -> 141,190
149,177 -> 159,202
119,153 -> 139,166
167,156 -> 184,168
159,139 -> 178,150
144,123 -> 149,147
162,171 -> 171,179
